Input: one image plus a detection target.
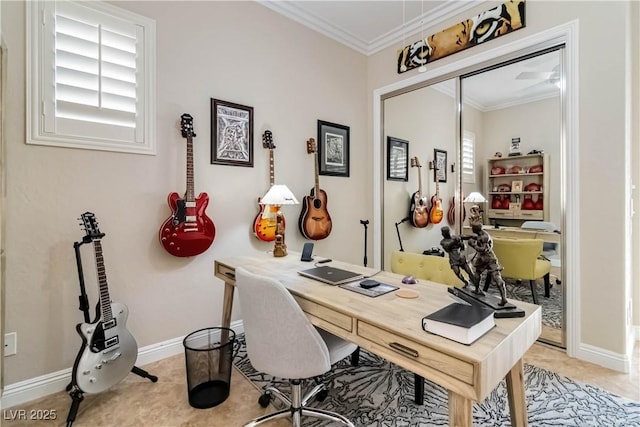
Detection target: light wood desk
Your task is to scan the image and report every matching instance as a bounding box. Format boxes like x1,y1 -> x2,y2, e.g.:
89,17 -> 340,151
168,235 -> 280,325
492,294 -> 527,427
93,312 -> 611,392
214,252 -> 541,427
463,225 -> 561,244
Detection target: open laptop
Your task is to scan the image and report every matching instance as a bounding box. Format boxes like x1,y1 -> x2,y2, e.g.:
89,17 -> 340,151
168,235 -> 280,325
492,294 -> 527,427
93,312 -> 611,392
298,266 -> 364,285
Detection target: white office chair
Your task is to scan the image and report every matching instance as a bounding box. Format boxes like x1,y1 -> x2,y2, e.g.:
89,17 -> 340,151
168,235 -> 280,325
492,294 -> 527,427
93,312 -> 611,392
520,221 -> 558,257
235,267 -> 357,427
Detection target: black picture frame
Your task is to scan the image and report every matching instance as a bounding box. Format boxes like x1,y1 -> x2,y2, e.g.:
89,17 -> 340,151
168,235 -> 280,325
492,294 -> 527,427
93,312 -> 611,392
386,137 -> 409,181
317,120 -> 349,177
211,98 -> 254,167
434,149 -> 447,183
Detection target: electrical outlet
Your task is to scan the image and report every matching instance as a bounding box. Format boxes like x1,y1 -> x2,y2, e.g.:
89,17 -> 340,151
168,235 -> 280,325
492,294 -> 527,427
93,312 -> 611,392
4,332 -> 16,356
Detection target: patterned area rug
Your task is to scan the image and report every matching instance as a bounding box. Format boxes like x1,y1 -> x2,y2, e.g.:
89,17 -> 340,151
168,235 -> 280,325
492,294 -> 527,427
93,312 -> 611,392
233,335 -> 640,426
486,279 -> 563,329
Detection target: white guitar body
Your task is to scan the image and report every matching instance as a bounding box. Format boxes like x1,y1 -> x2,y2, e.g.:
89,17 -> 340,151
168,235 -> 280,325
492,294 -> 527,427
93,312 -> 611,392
73,302 -> 138,394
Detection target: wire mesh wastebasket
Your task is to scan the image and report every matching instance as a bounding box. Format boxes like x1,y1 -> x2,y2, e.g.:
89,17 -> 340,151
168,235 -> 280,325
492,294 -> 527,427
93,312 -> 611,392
183,327 -> 236,409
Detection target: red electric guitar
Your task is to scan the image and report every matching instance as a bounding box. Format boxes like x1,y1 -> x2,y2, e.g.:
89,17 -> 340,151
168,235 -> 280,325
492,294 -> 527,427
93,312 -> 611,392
298,138 -> 332,240
408,157 -> 429,228
253,130 -> 283,241
159,114 -> 215,257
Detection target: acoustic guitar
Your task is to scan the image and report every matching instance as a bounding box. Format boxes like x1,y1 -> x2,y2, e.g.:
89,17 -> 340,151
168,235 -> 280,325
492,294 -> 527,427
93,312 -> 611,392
159,114 -> 215,257
72,212 -> 137,394
298,138 -> 332,240
429,161 -> 444,224
253,130 -> 283,242
408,156 -> 429,228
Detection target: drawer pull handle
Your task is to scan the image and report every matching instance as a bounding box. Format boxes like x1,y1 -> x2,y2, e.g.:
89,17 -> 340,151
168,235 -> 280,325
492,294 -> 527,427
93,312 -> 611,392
224,271 -> 236,280
389,342 -> 419,358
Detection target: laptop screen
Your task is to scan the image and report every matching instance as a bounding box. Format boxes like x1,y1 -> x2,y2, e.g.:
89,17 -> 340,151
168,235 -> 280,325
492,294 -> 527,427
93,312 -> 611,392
298,266 -> 364,285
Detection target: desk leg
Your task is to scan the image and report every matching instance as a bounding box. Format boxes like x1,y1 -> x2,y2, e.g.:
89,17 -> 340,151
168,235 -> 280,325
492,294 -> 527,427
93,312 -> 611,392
221,281 -> 235,329
414,373 -> 424,405
505,358 -> 527,427
448,390 -> 472,427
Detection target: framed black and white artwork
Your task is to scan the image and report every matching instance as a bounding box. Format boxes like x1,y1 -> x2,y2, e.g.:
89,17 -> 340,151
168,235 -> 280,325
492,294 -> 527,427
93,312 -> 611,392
317,120 -> 349,177
387,137 -> 409,181
211,98 -> 254,167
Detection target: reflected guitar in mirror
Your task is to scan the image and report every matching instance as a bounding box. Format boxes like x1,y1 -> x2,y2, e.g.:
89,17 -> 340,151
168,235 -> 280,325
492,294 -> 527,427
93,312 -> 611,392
429,161 -> 444,224
409,156 -> 429,228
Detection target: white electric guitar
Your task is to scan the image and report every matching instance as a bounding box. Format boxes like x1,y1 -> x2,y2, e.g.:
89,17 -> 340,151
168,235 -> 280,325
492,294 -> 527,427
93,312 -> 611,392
72,212 -> 138,394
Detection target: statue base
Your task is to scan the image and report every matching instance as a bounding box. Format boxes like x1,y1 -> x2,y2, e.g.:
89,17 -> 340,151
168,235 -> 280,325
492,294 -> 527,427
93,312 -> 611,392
448,287 -> 525,318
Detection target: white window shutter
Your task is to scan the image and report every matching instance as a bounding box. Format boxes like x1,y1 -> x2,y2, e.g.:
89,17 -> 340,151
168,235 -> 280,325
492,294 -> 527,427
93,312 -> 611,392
27,0 -> 156,154
462,131 -> 475,184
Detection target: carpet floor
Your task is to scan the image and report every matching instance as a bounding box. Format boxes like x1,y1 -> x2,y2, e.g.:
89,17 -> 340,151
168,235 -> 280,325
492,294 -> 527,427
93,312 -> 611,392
234,335 -> 640,426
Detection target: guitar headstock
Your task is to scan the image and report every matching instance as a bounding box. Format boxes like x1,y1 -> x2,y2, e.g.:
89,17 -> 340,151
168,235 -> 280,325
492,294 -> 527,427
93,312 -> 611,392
80,212 -> 105,240
306,138 -> 317,154
410,156 -> 422,168
180,113 -> 196,139
262,130 -> 275,149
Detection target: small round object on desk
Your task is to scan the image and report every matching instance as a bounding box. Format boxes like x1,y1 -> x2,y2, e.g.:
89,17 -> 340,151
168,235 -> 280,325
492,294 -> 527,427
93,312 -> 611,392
396,289 -> 419,299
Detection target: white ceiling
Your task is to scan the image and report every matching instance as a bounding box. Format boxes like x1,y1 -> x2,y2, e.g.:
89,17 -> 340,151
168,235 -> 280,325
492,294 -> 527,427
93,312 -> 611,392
258,0 -> 561,109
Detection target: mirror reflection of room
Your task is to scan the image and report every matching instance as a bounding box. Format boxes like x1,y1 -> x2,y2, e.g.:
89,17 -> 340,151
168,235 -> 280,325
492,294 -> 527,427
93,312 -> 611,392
461,49 -> 563,347
382,48 -> 565,348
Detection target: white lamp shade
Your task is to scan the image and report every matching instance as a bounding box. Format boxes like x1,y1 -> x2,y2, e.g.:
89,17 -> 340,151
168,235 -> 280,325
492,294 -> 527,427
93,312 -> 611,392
464,192 -> 486,203
260,184 -> 299,205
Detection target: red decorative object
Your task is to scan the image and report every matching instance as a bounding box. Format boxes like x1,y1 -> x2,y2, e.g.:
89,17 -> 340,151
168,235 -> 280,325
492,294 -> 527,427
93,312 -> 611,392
497,184 -> 511,192
528,164 -> 543,173
507,165 -> 523,174
492,196 -> 502,209
491,166 -> 506,175
524,182 -> 541,192
522,194 -> 535,210
534,195 -> 544,210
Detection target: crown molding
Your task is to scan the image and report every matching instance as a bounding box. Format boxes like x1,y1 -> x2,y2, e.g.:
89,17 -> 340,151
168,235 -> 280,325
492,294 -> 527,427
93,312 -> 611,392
257,0 -> 485,56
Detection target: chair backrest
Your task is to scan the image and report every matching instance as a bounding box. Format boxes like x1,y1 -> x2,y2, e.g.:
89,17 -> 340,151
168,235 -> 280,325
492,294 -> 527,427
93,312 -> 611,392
235,267 -> 331,379
520,221 -> 558,253
390,251 -> 464,287
491,238 -> 544,280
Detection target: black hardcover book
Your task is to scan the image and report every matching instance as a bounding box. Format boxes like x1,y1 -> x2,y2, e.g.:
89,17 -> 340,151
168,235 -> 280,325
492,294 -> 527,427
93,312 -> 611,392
422,303 -> 495,345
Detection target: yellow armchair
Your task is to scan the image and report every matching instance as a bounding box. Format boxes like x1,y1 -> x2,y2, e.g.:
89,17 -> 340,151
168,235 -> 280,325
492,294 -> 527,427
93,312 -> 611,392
489,237 -> 552,304
390,251 -> 465,287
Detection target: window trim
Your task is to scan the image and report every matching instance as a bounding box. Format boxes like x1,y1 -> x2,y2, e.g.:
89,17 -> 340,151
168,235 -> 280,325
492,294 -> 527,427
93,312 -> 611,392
26,0 -> 156,155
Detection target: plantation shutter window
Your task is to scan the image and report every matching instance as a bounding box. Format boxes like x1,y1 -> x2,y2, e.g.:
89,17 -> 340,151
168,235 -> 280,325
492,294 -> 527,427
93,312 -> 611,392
28,0 -> 156,154
462,131 -> 475,184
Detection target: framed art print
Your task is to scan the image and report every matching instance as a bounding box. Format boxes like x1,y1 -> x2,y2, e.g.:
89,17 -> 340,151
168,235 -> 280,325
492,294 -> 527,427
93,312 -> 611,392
211,98 -> 254,167
434,149 -> 447,183
317,120 -> 349,177
387,137 -> 409,181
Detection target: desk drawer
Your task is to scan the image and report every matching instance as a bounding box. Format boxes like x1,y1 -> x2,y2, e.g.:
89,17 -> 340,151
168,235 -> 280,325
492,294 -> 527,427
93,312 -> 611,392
488,209 -> 514,219
293,296 -> 352,333
215,263 -> 236,282
357,321 -> 474,385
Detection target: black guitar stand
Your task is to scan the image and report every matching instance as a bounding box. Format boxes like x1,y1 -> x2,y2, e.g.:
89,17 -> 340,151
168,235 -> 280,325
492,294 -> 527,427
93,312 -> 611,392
65,236 -> 158,427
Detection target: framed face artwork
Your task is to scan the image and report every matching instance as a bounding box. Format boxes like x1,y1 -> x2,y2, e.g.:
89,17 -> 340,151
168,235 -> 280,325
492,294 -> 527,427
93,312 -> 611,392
386,137 -> 409,181
317,120 -> 350,177
211,99 -> 254,167
434,149 -> 447,183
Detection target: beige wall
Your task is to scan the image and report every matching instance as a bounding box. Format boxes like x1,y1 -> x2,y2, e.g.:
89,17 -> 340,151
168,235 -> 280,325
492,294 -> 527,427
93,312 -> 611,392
631,0 -> 640,340
368,1 -> 634,355
1,1 -> 369,384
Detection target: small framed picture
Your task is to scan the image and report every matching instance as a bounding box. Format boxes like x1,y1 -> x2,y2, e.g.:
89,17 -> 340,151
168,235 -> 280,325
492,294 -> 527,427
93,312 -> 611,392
434,149 -> 447,183
211,98 -> 254,167
317,120 -> 349,177
386,137 -> 409,181
509,202 -> 521,211
511,180 -> 524,192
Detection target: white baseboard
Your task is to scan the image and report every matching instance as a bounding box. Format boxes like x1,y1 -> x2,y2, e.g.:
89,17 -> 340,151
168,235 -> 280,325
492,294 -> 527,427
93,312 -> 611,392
576,342 -> 631,373
1,321 -> 244,409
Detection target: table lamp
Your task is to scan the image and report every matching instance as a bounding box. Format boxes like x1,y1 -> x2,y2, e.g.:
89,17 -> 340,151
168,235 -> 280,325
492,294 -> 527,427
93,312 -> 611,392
259,184 -> 299,257
464,192 -> 486,225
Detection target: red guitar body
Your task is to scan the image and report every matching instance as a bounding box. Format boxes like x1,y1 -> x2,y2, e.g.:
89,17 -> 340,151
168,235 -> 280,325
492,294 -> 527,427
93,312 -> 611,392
160,192 -> 215,257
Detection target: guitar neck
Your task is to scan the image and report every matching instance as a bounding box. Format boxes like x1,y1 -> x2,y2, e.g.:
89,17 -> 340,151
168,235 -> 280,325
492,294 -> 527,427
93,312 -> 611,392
269,149 -> 275,187
417,166 -> 423,196
186,135 -> 194,202
93,240 -> 113,323
313,152 -> 320,197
